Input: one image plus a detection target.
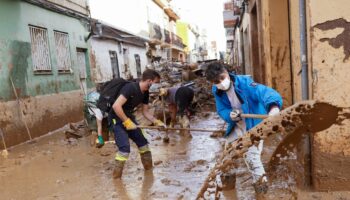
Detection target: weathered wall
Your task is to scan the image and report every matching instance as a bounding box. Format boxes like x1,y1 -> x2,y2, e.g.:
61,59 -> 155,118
0,1 -> 92,101
0,90 -> 83,148
263,0 -> 292,107
308,0 -> 350,191
288,0 -> 302,102
127,45 -> 149,78
47,0 -> 89,15
90,39 -> 120,82
90,38 -> 149,82
0,1 -> 91,147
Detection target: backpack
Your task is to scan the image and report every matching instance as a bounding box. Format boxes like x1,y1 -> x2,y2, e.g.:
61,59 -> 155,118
96,78 -> 130,113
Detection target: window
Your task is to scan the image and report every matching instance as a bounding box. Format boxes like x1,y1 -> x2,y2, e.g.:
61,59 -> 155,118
54,31 -> 71,72
29,25 -> 52,72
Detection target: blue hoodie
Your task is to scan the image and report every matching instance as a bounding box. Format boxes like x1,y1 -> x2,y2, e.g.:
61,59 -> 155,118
212,73 -> 283,138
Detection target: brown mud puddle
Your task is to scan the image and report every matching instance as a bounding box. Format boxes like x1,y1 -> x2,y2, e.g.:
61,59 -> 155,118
0,113 -> 236,200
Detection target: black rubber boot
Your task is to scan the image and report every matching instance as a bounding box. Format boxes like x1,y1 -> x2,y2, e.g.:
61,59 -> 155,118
113,160 -> 125,179
220,172 -> 236,190
253,175 -> 268,194
140,151 -> 153,170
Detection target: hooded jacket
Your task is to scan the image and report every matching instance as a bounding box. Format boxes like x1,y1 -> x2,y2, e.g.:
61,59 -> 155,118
212,73 -> 283,137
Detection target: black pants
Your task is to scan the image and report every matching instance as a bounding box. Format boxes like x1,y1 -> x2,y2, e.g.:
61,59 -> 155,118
175,87 -> 194,116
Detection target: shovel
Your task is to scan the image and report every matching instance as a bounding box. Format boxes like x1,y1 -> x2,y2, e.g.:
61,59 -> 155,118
137,125 -> 225,133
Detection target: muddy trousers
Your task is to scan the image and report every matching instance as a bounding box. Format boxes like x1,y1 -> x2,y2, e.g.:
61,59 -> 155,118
243,140 -> 266,183
224,134 -> 266,184
112,121 -> 150,161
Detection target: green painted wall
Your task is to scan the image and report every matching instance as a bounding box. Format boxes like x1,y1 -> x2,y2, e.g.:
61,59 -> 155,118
0,0 -> 93,101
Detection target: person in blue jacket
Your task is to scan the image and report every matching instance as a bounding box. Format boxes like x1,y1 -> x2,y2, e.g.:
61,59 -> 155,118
205,62 -> 283,193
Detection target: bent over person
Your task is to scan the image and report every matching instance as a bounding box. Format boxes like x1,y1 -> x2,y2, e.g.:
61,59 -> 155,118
159,86 -> 194,131
109,69 -> 165,178
205,62 -> 282,193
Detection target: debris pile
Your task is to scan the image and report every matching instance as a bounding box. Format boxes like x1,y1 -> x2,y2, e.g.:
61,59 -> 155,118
196,101 -> 350,199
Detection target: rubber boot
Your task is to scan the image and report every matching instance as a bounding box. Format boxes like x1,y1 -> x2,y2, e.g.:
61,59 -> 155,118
220,171 -> 236,190
113,160 -> 125,179
253,175 -> 268,194
140,151 -> 153,170
179,115 -> 191,137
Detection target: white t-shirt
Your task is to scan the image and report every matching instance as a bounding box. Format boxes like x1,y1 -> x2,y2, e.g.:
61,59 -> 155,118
226,83 -> 246,138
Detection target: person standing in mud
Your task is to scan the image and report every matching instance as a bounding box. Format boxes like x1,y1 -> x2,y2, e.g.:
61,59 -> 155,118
109,69 -> 165,178
205,62 -> 282,193
159,86 -> 194,135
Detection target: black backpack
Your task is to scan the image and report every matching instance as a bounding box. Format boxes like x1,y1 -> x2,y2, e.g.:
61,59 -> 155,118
96,78 -> 130,113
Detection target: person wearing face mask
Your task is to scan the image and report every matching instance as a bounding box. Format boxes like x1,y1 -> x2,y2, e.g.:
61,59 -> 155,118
109,69 -> 165,179
205,62 -> 283,194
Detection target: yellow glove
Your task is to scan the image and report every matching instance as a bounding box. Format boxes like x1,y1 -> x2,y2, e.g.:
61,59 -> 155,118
159,88 -> 168,96
123,118 -> 137,130
153,119 -> 165,127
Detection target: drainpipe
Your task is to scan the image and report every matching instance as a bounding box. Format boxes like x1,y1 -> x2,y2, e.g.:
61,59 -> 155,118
299,0 -> 309,100
299,0 -> 312,188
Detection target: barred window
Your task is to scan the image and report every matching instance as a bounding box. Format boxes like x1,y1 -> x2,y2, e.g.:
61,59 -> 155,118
54,31 -> 71,72
29,26 -> 52,72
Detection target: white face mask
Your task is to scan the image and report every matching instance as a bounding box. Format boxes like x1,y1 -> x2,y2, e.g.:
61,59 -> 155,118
216,77 -> 231,91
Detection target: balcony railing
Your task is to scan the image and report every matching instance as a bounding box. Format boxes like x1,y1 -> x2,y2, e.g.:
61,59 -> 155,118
149,22 -> 163,41
171,32 -> 185,49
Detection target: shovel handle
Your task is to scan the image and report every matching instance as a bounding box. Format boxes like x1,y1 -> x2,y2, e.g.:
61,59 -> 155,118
137,125 -> 223,133
241,113 -> 268,119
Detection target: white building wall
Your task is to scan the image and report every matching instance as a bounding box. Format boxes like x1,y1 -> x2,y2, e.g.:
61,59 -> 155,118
90,38 -> 149,83
126,45 -> 149,78
91,38 -> 119,82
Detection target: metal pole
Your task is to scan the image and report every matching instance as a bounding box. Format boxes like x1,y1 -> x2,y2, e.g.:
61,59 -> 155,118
299,0 -> 309,100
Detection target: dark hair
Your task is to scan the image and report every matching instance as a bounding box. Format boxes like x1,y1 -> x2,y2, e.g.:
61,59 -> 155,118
205,62 -> 227,82
141,69 -> 161,81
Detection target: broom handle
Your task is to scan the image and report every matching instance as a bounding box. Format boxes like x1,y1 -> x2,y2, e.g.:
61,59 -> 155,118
0,129 -> 7,150
241,113 -> 268,119
137,125 -> 223,132
10,77 -> 32,140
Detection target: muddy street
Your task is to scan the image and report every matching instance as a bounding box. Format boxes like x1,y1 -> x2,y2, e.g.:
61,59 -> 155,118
0,113 -> 236,200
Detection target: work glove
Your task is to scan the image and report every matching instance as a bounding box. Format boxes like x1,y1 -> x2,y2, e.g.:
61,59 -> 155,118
123,118 -> 137,130
159,88 -> 168,96
95,135 -> 105,148
153,119 -> 166,127
169,119 -> 176,128
230,109 -> 241,122
268,106 -> 280,116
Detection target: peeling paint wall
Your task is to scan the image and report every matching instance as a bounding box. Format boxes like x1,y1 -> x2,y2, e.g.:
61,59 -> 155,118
0,1 -> 92,101
90,38 -> 149,82
0,1 -> 91,147
263,0 -> 292,107
308,0 -> 350,191
0,91 -> 83,148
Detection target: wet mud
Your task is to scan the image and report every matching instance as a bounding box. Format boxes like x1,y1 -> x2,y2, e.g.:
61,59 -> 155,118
197,101 -> 350,199
0,113 -> 236,200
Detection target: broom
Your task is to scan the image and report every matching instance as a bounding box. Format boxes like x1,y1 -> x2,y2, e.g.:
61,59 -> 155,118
0,129 -> 8,159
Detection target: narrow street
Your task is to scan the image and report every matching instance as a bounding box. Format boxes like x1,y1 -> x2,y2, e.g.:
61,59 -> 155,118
0,113 -> 236,200
1,0 -> 350,199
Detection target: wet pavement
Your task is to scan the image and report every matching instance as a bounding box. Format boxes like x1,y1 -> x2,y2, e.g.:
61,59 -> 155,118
0,113 -> 237,200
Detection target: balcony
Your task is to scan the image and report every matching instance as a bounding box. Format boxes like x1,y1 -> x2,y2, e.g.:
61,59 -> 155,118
171,32 -> 185,50
149,22 -> 163,44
